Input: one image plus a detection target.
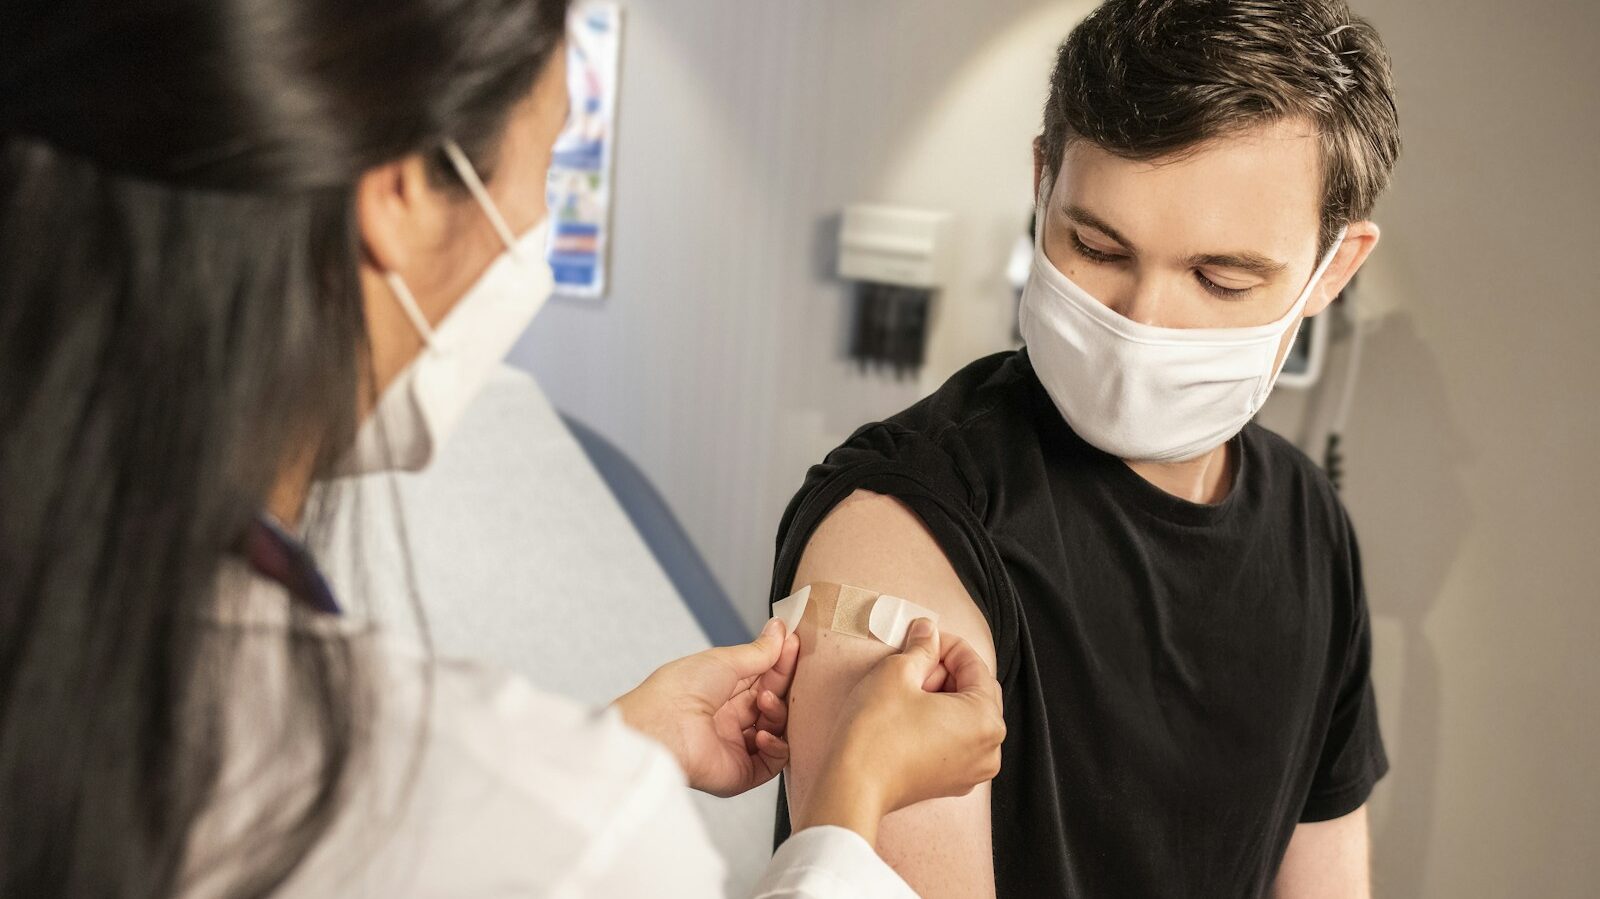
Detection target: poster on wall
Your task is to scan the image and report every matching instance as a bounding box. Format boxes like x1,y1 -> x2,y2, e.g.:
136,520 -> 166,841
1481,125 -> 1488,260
545,1 -> 622,299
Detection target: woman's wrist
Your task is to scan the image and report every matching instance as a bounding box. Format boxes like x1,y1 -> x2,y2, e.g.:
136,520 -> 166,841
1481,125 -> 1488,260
609,688 -> 673,762
608,688 -> 645,736
793,750 -> 888,849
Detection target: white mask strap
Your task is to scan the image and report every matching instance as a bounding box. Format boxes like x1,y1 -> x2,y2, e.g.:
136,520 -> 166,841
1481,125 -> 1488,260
384,270 -> 438,349
1034,173 -> 1056,250
1286,226 -> 1349,319
382,138 -> 526,349
442,139 -> 521,255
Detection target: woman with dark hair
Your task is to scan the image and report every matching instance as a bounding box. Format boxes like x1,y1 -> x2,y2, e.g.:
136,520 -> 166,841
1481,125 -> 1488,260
0,0 -> 1004,896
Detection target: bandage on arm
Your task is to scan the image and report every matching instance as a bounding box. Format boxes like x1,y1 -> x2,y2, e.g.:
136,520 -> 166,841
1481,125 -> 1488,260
782,490 -> 998,899
772,582 -> 940,652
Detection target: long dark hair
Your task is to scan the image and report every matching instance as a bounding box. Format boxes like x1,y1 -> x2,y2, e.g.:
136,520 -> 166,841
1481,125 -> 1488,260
0,0 -> 568,895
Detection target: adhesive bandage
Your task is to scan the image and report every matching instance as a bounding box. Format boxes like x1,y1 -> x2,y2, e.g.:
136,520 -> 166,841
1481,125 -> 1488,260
772,582 -> 939,651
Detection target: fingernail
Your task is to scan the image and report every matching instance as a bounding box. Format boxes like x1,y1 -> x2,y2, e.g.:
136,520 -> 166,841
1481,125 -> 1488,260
762,617 -> 782,637
910,618 -> 934,640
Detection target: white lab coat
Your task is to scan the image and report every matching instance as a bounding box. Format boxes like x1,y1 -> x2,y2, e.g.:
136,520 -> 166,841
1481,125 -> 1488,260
182,562 -> 918,898
316,364 -> 788,890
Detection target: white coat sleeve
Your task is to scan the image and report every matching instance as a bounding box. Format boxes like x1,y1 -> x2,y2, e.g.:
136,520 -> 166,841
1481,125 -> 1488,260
750,826 -> 920,898
585,791 -> 920,899
571,761 -> 918,898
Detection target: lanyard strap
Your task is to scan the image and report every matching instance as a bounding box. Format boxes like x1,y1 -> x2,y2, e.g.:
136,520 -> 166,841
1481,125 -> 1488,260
242,514 -> 342,616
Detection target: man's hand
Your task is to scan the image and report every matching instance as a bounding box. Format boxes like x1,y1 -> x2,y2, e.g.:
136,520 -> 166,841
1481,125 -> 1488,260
612,617 -> 801,797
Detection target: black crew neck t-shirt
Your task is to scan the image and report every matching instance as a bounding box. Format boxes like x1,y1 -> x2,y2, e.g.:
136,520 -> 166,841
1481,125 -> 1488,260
769,350 -> 1387,898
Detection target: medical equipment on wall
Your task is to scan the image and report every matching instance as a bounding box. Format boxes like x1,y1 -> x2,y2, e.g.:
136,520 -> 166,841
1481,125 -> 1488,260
838,204 -> 953,377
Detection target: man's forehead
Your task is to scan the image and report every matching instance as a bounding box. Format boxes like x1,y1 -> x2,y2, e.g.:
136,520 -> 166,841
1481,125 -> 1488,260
1057,118 -> 1324,262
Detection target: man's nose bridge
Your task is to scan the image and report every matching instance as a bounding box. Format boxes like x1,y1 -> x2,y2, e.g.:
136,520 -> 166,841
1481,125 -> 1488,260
1117,277 -> 1171,328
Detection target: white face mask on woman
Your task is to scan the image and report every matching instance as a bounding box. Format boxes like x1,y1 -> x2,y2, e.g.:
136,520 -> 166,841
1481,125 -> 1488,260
343,140 -> 555,474
1018,180 -> 1346,463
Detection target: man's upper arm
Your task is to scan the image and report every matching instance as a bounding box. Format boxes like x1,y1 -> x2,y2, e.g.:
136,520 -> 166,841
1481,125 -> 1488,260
1271,805 -> 1372,899
783,489 -> 998,899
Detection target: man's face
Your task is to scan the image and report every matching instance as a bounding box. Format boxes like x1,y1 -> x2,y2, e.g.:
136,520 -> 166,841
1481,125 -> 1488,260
1039,117 -> 1333,339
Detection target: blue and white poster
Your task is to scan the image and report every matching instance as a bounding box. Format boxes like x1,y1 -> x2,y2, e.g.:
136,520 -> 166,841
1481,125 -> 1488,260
546,2 -> 621,299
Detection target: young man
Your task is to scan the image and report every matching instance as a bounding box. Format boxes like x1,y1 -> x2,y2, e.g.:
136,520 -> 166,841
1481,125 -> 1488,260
769,1 -> 1400,896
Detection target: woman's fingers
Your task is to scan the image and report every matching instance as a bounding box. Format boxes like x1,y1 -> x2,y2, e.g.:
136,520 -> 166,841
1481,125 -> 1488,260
755,688 -> 788,735
756,630 -> 801,700
941,635 -> 1002,710
709,617 -> 788,687
896,618 -> 943,683
726,686 -> 760,731
753,728 -> 789,776
938,638 -> 1006,781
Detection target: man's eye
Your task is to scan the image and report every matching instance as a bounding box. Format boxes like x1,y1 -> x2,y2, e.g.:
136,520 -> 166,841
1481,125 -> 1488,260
1194,271 -> 1253,299
1070,232 -> 1124,263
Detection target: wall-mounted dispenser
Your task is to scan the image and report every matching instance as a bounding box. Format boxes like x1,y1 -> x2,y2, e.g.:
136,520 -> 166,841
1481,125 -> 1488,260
838,205 -> 952,378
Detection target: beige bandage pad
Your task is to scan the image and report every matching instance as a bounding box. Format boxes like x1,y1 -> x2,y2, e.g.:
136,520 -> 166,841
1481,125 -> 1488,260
772,582 -> 939,651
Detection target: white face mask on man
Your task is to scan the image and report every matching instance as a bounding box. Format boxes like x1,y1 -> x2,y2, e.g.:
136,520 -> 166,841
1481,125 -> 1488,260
1018,179 -> 1346,463
343,140 -> 555,475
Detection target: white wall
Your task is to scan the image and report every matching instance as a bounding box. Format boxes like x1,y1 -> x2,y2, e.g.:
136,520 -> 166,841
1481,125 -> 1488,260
512,1 -> 1600,894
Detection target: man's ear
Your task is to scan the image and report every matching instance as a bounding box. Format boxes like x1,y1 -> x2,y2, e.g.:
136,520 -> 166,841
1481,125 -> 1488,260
355,154 -> 446,277
1305,221 -> 1380,317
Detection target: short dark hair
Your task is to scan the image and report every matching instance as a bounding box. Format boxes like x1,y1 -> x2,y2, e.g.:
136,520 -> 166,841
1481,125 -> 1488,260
1041,0 -> 1401,256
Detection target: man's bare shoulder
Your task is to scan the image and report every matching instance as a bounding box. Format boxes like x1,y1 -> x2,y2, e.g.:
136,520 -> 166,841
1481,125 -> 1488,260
791,489 -> 996,671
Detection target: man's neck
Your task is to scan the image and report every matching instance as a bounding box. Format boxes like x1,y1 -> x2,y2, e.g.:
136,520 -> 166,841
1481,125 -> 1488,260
1123,441 -> 1235,505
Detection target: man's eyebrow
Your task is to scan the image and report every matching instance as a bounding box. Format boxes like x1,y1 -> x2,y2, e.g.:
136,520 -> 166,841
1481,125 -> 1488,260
1064,202 -> 1289,277
1063,204 -> 1136,250
1183,250 -> 1288,278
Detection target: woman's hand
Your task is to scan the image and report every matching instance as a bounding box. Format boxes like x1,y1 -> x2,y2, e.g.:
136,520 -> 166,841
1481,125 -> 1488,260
612,618 -> 801,798
793,619 -> 1005,847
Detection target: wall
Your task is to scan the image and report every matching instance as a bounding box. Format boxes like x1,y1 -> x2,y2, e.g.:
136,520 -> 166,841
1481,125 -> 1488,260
1324,1 -> 1598,894
514,0 -> 1090,632
511,1 -> 1600,894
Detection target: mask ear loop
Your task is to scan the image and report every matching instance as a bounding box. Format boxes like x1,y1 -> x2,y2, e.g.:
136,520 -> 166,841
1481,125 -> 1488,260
441,139 -> 522,257
380,138 -> 523,350
1258,226 -> 1351,401
384,271 -> 439,350
1033,173 -> 1054,253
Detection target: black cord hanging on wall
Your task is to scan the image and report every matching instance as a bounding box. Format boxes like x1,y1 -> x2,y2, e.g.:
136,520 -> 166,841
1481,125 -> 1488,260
837,204 -> 952,380
849,281 -> 935,379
